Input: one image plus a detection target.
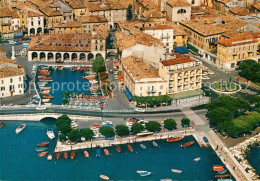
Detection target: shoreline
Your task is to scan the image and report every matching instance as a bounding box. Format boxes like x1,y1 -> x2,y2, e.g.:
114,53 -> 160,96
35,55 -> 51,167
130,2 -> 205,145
229,133 -> 260,180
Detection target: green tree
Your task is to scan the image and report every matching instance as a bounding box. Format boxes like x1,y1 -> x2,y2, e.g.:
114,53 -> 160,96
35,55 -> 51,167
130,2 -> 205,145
56,114 -> 72,135
62,98 -> 69,105
239,60 -> 260,83
164,118 -> 177,130
98,65 -> 106,73
58,123 -> 71,135
131,123 -> 145,134
99,126 -> 114,138
181,118 -> 190,127
67,129 -> 82,142
63,90 -> 70,98
92,55 -> 105,72
115,125 -> 129,136
208,107 -> 233,125
80,128 -> 94,140
145,121 -> 161,132
58,133 -> 67,142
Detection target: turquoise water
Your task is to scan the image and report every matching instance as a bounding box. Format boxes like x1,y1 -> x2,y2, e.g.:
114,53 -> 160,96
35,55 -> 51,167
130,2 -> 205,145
0,120 -> 224,180
247,147 -> 260,175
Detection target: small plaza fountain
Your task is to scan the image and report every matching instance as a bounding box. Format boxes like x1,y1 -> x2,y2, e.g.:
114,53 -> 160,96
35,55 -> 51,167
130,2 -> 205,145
210,79 -> 241,95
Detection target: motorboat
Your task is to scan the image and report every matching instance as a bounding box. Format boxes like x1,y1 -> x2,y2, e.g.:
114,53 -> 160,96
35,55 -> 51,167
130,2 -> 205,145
194,157 -> 201,162
100,174 -> 109,180
47,154 -> 52,160
137,170 -> 148,173
213,165 -> 225,172
46,129 -> 55,139
167,136 -> 184,142
140,144 -> 146,149
56,152 -> 61,160
181,141 -> 195,148
37,141 -> 50,147
104,149 -> 110,155
218,170 -> 227,174
152,141 -> 158,147
64,152 -> 68,160
140,171 -> 152,177
127,144 -> 133,152
70,151 -> 76,159
96,148 -> 101,157
84,150 -> 89,158
38,151 -> 48,157
15,124 -> 26,134
34,147 -> 48,152
116,146 -> 121,153
1,121 -> 5,128
171,169 -> 182,173
42,99 -> 50,103
215,174 -> 230,178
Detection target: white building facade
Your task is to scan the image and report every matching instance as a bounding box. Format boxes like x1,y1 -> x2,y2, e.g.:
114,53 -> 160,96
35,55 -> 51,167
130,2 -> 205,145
165,0 -> 191,22
27,13 -> 44,36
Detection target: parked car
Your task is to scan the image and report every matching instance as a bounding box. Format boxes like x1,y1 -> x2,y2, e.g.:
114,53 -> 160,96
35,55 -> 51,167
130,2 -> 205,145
134,108 -> 146,112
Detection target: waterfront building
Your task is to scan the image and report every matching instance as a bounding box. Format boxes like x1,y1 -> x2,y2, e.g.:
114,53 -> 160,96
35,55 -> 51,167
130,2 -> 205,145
165,0 -> 192,22
27,32 -> 107,62
122,56 -> 167,97
217,36 -> 258,69
0,57 -> 25,98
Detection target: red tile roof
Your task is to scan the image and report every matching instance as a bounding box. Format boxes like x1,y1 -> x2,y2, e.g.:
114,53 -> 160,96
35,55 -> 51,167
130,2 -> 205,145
167,0 -> 191,7
161,55 -> 194,66
217,36 -> 257,47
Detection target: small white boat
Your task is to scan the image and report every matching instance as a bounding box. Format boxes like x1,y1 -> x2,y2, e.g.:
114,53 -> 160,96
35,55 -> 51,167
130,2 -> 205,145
89,80 -> 98,84
171,169 -> 182,173
47,154 -> 52,160
47,129 -> 55,139
15,124 -> 26,134
152,141 -> 158,147
136,170 -> 148,173
194,157 -> 201,162
140,144 -> 146,149
100,174 -> 109,180
42,99 -> 50,103
140,171 -> 152,177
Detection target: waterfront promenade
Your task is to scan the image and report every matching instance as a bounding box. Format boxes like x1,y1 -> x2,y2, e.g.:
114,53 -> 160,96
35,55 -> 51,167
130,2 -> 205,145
181,108 -> 253,181
54,129 -> 195,152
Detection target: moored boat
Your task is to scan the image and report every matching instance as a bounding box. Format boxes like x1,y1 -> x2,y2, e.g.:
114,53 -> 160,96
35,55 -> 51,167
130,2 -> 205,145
96,148 -> 101,157
167,136 -> 184,142
38,151 -> 48,157
127,144 -> 133,152
1,121 -> 5,128
181,141 -> 195,148
104,149 -> 110,155
215,174 -> 230,178
116,146 -> 121,153
64,152 -> 68,160
34,147 -> 48,152
37,141 -> 50,147
56,152 -> 61,160
213,165 -> 225,172
100,174 -> 109,180
140,144 -> 146,149
137,170 -> 148,173
140,171 -> 152,177
194,157 -> 201,162
15,124 -> 26,134
84,150 -> 89,158
218,169 -> 227,174
152,141 -> 158,147
171,169 -> 182,173
47,154 -> 52,160
70,151 -> 75,159
46,129 -> 55,139
217,179 -> 233,181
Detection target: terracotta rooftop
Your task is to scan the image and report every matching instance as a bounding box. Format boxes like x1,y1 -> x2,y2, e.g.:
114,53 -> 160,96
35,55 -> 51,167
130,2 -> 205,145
0,8 -> 12,18
40,5 -> 62,17
219,18 -> 248,32
251,2 -> 260,11
54,21 -> 82,28
215,0 -> 232,4
191,6 -> 217,15
92,24 -> 110,39
0,57 -> 25,78
28,0 -> 52,7
28,11 -> 43,17
217,36 -> 257,47
84,0 -> 128,11
144,25 -> 173,30
229,7 -> 250,16
142,9 -> 167,18
69,0 -> 86,9
79,15 -> 108,23
161,54 -> 194,66
122,56 -> 160,81
11,10 -> 20,18
27,33 -> 93,52
166,0 -> 191,7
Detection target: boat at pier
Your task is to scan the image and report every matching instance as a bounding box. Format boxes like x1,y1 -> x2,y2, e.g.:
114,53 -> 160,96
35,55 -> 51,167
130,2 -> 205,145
127,144 -> 133,152
34,147 -> 47,152
181,141 -> 195,148
152,141 -> 158,147
218,170 -> 227,174
15,124 -> 26,134
42,95 -> 54,99
213,165 -> 225,172
56,152 -> 61,160
42,99 -> 50,103
70,151 -> 75,159
140,144 -> 146,149
215,174 -> 230,178
46,129 -> 55,139
171,169 -> 182,173
37,141 -> 50,147
47,154 -> 52,160
84,150 -> 89,158
100,174 -> 109,180
167,136 -> 184,142
40,87 -> 51,91
96,149 -> 101,157
38,151 -> 48,157
140,171 -> 152,177
104,149 -> 110,155
116,146 -> 121,153
194,157 -> 201,162
1,121 -> 5,128
64,152 -> 68,160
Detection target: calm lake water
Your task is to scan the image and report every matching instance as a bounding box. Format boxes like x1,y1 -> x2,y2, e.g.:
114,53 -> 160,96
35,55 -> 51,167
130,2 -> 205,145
247,146 -> 260,176
0,120 -> 225,180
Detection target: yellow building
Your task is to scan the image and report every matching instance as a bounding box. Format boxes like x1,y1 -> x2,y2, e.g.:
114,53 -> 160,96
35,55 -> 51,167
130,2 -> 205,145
173,27 -> 187,47
122,56 -> 167,97
217,36 -> 258,70
53,21 -> 82,33
67,0 -> 88,17
158,54 -> 202,94
0,8 -> 12,34
40,3 -> 63,29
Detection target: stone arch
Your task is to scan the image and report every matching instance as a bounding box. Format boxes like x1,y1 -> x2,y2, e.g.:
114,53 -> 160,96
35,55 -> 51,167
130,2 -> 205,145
47,52 -> 54,61
37,27 -> 42,35
177,9 -> 186,14
55,52 -> 62,62
72,53 -> 78,62
32,52 -> 38,61
79,53 -> 86,61
88,53 -> 94,61
30,28 -> 35,36
64,53 -> 70,62
96,53 -> 102,58
40,52 -> 46,61
40,117 -> 57,122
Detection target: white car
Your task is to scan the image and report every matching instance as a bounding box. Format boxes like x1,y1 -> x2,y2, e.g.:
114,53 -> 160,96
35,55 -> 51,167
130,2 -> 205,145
134,108 -> 146,112
36,105 -> 47,110
114,75 -> 118,80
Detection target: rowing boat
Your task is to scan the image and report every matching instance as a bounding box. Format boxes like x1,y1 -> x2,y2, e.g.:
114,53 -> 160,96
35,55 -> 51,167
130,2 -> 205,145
116,146 -> 121,153
34,147 -> 47,152
70,151 -> 75,159
37,141 -> 50,147
84,150 -> 89,158
171,169 -> 182,173
64,152 -> 68,160
213,165 -> 224,172
56,152 -> 61,160
47,154 -> 52,160
181,141 -> 194,148
215,174 -> 230,178
127,144 -> 133,152
1,121 -> 5,128
100,174 -> 109,180
152,141 -> 158,147
38,151 -> 48,157
140,144 -> 146,149
167,136 -> 184,142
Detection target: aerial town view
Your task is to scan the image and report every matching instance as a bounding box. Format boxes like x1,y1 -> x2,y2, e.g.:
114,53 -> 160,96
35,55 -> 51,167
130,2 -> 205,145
0,0 -> 260,180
